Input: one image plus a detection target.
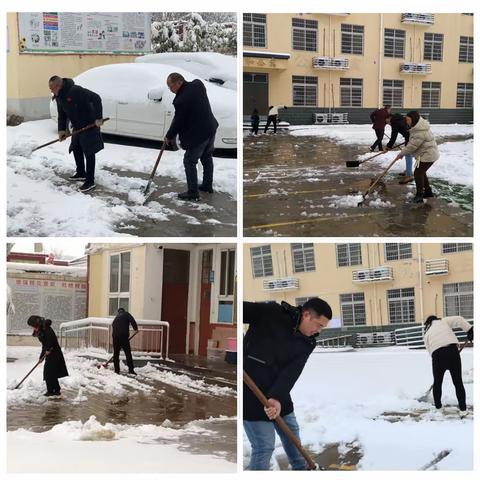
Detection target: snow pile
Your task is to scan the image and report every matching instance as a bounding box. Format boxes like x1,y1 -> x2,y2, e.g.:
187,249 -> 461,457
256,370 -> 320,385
325,194 -> 363,208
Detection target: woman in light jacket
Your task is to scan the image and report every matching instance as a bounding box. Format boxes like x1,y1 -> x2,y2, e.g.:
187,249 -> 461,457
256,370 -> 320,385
393,111 -> 439,203
423,315 -> 473,415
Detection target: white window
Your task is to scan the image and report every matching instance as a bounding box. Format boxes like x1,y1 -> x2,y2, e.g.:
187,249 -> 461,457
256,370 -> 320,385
383,80 -> 404,107
109,252 -> 130,315
218,249 -> 236,324
443,282 -> 473,318
384,28 -> 405,58
422,82 -> 441,108
459,36 -> 473,63
387,288 -> 415,324
336,244 -> 362,267
340,293 -> 366,326
341,24 -> 364,55
385,243 -> 412,261
292,18 -> 317,51
291,243 -> 316,273
251,245 -> 273,278
243,13 -> 267,48
424,33 -> 443,61
292,76 -> 318,106
442,243 -> 473,254
340,78 -> 363,107
456,83 -> 473,108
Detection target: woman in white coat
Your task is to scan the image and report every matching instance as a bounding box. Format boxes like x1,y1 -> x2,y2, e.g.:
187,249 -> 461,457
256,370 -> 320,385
423,315 -> 473,414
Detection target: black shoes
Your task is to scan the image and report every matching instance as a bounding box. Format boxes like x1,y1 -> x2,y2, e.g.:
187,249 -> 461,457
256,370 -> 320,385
69,173 -> 86,181
128,370 -> 137,376
199,185 -> 214,194
79,181 -> 96,193
423,187 -> 434,198
412,194 -> 424,204
177,191 -> 200,201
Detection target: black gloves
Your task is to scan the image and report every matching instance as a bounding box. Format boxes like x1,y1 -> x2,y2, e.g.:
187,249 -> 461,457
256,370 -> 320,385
467,327 -> 473,342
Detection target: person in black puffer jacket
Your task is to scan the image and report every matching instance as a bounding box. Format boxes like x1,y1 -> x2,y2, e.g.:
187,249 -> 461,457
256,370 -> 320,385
27,315 -> 69,396
112,308 -> 138,375
164,72 -> 219,201
243,298 -> 332,470
49,75 -> 104,193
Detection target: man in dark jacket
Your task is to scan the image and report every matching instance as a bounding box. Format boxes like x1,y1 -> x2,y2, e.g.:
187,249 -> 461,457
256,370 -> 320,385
164,72 -> 219,201
243,297 -> 332,470
49,75 -> 104,193
112,308 -> 139,375
369,105 -> 391,152
27,315 -> 69,396
385,113 -> 414,184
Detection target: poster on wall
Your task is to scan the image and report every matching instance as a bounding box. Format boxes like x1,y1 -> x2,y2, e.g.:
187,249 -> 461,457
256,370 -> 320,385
18,12 -> 151,54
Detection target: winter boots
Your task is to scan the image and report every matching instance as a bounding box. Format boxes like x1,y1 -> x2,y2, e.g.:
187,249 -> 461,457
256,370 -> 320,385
79,181 -> 96,193
177,190 -> 200,201
399,176 -> 414,184
411,194 -> 424,204
423,187 -> 434,198
199,185 -> 214,194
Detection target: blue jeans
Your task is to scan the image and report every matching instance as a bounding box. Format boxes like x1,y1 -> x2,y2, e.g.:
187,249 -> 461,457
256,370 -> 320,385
244,413 -> 307,471
405,154 -> 413,176
183,134 -> 215,193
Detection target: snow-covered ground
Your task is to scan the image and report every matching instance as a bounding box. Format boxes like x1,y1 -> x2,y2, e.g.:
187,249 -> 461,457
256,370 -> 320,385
7,120 -> 237,236
8,346 -> 236,473
243,347 -> 473,470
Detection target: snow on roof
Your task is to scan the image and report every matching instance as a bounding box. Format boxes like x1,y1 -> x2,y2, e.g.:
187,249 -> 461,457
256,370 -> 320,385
6,262 -> 87,277
59,317 -> 170,330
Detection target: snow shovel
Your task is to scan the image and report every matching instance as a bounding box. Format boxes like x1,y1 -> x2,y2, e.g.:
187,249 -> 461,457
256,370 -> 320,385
14,349 -> 51,389
243,370 -> 318,471
357,156 -> 399,206
417,339 -> 470,402
346,142 -> 405,168
98,330 -> 139,369
26,118 -> 110,156
143,142 -> 167,197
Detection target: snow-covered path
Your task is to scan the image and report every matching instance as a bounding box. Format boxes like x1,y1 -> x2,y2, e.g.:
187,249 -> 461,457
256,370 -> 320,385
7,120 -> 237,236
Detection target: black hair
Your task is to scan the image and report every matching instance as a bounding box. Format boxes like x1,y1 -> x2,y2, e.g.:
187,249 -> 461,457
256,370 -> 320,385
118,308 -> 126,314
49,75 -> 61,83
167,72 -> 185,83
384,105 -> 391,109
406,110 -> 421,127
27,315 -> 52,328
302,297 -> 333,320
424,315 -> 439,332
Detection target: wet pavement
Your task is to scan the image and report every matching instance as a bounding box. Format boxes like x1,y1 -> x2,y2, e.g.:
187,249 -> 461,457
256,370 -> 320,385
243,133 -> 473,237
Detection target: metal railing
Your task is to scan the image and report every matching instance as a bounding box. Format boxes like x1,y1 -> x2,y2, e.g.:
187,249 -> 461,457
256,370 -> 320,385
352,266 -> 393,283
263,277 -> 299,291
400,62 -> 432,74
59,317 -> 171,359
401,13 -> 435,25
314,112 -> 349,125
316,334 -> 352,348
355,331 -> 396,347
425,258 -> 449,276
312,56 -> 349,70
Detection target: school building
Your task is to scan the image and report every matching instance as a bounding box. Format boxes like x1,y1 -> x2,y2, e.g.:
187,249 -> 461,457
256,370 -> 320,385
87,243 -> 237,359
243,13 -> 473,124
243,243 -> 473,337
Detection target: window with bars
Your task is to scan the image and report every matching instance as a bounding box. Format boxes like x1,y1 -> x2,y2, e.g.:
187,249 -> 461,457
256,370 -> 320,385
243,13 -> 267,47
292,18 -> 317,51
336,243 -> 362,267
109,252 -> 131,315
459,36 -> 474,63
421,82 -> 441,108
385,243 -> 412,261
387,288 -> 415,324
340,293 -> 366,326
456,83 -> 473,108
244,72 -> 268,83
442,243 -> 473,254
383,80 -> 404,107
341,24 -> 364,55
291,243 -> 316,273
384,28 -> 405,58
443,282 -> 473,318
250,245 -> 273,278
292,75 -> 318,106
424,33 -> 443,61
340,78 -> 363,107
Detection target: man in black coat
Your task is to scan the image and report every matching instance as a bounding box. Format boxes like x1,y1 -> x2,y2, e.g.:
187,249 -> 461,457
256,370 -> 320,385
243,297 -> 332,470
385,113 -> 414,184
27,315 -> 69,396
112,308 -> 139,375
164,72 -> 219,201
49,75 -> 104,193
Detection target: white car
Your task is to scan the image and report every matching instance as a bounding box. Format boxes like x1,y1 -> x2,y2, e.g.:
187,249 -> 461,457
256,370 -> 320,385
49,63 -> 237,149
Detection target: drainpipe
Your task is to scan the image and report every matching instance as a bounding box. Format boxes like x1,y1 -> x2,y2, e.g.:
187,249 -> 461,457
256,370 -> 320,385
86,252 -> 90,317
378,14 -> 384,108
417,243 -> 424,324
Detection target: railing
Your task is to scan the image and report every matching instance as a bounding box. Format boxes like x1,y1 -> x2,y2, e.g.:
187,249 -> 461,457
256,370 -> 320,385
425,258 -> 449,276
395,319 -> 473,348
355,331 -> 395,347
352,266 -> 393,283
314,113 -> 349,125
59,317 -> 171,360
312,56 -> 349,70
263,277 -> 299,291
316,334 -> 352,348
401,13 -> 434,25
400,62 -> 432,74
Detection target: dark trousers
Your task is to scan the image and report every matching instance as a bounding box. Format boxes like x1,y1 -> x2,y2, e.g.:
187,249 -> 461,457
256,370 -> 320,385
113,336 -> 135,373
72,144 -> 96,183
45,377 -> 60,394
251,122 -> 259,135
264,115 -> 278,133
183,134 -> 215,193
432,344 -> 466,410
371,128 -> 385,151
414,162 -> 433,195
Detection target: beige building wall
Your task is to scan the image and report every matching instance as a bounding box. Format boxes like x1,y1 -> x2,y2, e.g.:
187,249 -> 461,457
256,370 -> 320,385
243,243 -> 473,328
244,13 -> 473,110
7,13 -> 139,119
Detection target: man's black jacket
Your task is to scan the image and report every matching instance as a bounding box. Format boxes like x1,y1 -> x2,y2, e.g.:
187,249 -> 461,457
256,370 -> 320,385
243,301 -> 317,421
386,113 -> 410,149
165,79 -> 218,149
54,77 -> 104,156
112,311 -> 138,338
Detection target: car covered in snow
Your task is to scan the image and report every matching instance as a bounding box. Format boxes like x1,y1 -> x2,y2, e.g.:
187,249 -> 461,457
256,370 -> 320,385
135,52 -> 237,90
49,63 -> 237,149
